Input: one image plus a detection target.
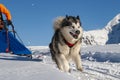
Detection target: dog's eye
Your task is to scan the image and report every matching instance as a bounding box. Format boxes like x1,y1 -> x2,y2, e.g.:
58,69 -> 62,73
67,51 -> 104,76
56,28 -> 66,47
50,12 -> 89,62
78,26 -> 80,28
71,26 -> 75,29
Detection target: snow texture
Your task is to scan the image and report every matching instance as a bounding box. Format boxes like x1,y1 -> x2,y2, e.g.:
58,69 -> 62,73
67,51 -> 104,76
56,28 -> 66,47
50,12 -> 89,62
0,44 -> 120,80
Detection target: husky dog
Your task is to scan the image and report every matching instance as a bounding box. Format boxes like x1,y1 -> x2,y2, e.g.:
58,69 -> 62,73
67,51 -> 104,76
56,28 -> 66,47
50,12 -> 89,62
49,15 -> 83,72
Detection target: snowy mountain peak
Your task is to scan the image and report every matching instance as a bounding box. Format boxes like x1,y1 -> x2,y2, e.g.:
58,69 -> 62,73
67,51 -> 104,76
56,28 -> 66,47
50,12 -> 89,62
105,13 -> 120,32
105,13 -> 120,44
82,13 -> 120,45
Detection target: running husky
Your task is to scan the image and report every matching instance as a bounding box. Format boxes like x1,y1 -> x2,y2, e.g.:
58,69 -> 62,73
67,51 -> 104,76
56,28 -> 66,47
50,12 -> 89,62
49,15 -> 83,72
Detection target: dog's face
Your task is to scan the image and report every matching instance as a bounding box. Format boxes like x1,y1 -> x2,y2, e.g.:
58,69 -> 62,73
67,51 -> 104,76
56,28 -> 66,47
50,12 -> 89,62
60,15 -> 83,43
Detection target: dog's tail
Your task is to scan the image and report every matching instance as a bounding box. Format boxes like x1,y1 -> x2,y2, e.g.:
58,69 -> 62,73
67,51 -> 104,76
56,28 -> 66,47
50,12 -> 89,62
53,16 -> 64,31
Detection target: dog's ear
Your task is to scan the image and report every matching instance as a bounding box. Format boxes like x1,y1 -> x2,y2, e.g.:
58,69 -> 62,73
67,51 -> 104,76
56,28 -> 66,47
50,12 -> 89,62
76,15 -> 80,20
76,15 -> 82,26
66,15 -> 69,20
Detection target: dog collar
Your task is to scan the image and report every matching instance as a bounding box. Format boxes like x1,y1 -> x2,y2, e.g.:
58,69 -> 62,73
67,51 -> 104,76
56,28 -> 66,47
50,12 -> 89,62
64,39 -> 76,48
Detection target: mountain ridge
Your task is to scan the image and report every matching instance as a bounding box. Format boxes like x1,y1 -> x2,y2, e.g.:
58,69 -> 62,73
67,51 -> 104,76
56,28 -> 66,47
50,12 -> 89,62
82,13 -> 120,45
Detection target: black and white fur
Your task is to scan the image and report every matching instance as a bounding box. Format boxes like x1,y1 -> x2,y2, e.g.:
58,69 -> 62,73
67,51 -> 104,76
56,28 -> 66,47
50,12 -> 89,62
49,15 -> 83,72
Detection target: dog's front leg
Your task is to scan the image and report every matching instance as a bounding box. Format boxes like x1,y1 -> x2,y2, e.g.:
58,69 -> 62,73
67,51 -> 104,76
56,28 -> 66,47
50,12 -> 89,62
55,54 -> 70,72
74,53 -> 83,71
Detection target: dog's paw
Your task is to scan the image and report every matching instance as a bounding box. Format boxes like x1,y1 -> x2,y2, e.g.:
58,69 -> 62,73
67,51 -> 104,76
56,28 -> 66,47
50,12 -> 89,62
77,67 -> 83,72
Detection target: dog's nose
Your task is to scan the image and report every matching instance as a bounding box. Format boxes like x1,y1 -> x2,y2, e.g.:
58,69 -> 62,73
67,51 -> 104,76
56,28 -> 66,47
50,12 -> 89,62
75,30 -> 80,34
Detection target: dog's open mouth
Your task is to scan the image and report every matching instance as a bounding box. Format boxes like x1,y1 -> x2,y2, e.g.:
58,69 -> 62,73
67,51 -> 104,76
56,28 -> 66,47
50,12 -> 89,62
70,32 -> 78,39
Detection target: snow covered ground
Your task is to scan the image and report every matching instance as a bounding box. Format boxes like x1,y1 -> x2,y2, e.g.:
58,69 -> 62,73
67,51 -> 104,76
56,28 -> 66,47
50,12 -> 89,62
0,44 -> 120,80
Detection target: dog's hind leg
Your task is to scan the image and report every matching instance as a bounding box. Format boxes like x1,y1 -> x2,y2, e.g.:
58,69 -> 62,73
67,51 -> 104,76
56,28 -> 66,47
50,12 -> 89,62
55,54 -> 70,72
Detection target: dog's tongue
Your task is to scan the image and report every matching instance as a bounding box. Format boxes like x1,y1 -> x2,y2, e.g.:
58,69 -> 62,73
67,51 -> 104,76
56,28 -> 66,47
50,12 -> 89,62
70,32 -> 78,39
73,34 -> 78,39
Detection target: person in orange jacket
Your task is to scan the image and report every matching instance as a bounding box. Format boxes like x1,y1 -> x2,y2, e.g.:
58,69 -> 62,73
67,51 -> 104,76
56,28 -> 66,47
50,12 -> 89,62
0,4 -> 12,30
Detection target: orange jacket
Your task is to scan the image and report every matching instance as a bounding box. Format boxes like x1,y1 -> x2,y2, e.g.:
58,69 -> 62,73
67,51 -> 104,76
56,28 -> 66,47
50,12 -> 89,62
0,4 -> 11,20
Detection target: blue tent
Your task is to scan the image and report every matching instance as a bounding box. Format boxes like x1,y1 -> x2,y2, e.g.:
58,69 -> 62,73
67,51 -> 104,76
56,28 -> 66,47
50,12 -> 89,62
0,21 -> 32,57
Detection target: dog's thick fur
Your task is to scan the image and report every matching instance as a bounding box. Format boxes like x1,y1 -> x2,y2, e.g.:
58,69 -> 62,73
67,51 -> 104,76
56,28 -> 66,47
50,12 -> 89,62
49,15 -> 83,72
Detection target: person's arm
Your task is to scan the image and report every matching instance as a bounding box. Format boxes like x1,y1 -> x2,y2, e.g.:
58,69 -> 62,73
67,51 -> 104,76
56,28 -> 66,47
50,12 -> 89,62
0,4 -> 11,20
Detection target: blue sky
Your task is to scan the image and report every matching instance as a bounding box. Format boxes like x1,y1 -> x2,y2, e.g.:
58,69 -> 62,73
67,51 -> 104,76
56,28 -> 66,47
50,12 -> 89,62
0,0 -> 120,46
